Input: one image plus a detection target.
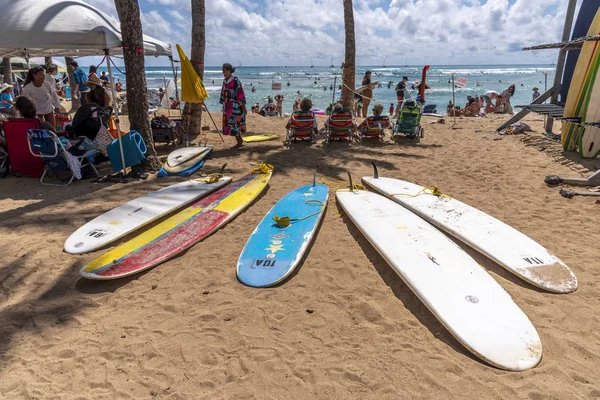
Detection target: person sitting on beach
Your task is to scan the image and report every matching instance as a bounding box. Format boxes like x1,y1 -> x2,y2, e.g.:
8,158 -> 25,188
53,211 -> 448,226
0,83 -> 14,114
14,96 -> 56,132
356,103 -> 389,132
274,94 -> 285,117
293,99 -> 301,112
447,101 -> 454,114
260,98 -> 278,117
85,74 -> 111,108
325,102 -> 351,131
251,102 -> 260,113
286,98 -> 317,130
482,90 -> 498,112
115,79 -> 122,92
449,100 -> 481,117
100,71 -> 109,82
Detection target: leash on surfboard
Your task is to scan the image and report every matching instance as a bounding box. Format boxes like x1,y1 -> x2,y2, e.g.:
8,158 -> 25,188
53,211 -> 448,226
273,200 -> 327,228
370,162 -> 449,199
194,163 -> 228,184
251,162 -> 274,174
273,167 -> 327,228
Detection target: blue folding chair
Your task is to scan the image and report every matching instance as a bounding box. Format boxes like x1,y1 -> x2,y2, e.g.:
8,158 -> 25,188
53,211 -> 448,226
27,129 -> 99,186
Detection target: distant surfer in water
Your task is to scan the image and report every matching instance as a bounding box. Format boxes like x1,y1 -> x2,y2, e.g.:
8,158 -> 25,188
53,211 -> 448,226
219,63 -> 247,148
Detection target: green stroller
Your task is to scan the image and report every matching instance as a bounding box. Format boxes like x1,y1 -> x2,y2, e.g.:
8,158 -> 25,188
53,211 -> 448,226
392,100 -> 424,143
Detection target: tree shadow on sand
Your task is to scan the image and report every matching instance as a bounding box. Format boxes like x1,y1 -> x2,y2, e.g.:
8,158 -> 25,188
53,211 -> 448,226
0,256 -> 87,360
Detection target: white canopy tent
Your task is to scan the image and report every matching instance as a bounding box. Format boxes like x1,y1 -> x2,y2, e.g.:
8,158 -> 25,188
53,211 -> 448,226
0,0 -> 171,58
0,0 -> 174,175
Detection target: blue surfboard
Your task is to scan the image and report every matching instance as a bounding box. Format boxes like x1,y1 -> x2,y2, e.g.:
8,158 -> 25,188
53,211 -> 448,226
237,183 -> 329,287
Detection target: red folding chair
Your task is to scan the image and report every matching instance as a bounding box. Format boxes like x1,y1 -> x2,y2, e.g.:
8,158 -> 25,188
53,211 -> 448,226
286,111 -> 317,144
4,118 -> 44,177
359,116 -> 390,142
325,111 -> 355,143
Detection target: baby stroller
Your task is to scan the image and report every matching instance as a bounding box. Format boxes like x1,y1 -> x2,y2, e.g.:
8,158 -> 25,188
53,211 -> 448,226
286,111 -> 317,144
393,101 -> 423,143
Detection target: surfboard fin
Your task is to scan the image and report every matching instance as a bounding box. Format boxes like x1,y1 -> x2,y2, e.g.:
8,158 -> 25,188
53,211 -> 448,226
371,162 -> 379,179
347,172 -> 353,190
219,163 -> 227,174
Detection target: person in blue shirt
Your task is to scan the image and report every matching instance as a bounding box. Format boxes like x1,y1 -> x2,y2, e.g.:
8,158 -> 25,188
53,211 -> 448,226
99,71 -> 109,82
69,60 -> 90,105
0,83 -> 14,114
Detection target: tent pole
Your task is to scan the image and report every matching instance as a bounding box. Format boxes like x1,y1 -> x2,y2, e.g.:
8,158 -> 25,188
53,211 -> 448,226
105,50 -> 127,176
203,103 -> 225,143
170,56 -> 180,104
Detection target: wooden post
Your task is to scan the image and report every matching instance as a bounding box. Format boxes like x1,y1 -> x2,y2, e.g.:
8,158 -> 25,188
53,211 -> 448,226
544,0 -> 577,134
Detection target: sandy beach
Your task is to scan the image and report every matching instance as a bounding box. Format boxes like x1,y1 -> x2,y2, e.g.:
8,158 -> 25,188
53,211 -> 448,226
1,112 -> 600,399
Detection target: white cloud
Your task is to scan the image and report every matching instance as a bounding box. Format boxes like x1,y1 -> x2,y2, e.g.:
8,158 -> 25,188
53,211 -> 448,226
76,0 -> 570,66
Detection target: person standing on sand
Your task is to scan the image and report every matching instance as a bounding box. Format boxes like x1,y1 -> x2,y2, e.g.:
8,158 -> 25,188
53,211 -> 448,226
219,63 -> 246,148
70,60 -> 90,105
360,71 -> 374,118
395,76 -> 408,110
532,87 -> 540,102
22,66 -> 61,129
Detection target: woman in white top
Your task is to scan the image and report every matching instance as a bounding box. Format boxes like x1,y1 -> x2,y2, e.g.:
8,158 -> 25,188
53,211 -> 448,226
22,66 -> 61,129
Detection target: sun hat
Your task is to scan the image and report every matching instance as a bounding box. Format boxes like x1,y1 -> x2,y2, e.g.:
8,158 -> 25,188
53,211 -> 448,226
0,83 -> 12,92
532,87 -> 539,90
85,73 -> 103,87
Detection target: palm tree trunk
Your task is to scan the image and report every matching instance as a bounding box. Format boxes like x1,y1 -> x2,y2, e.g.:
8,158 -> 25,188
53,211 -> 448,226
2,57 -> 12,84
183,0 -> 206,140
65,57 -> 80,111
114,0 -> 160,171
341,0 -> 355,110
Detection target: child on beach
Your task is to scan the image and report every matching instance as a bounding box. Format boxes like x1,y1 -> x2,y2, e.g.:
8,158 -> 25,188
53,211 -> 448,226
219,63 -> 247,148
389,103 -> 394,116
22,66 -> 62,129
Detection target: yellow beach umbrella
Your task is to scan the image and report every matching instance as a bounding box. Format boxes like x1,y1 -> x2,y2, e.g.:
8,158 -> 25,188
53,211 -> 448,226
176,44 -> 208,103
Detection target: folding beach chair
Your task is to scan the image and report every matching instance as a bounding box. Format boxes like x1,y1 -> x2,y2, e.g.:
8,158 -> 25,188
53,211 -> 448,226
4,118 -> 44,177
324,110 -> 355,143
286,111 -> 317,144
393,101 -> 424,143
358,116 -> 390,142
27,129 -> 99,186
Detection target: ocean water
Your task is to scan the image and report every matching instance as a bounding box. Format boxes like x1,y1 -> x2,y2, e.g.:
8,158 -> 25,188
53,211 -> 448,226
96,64 -> 556,114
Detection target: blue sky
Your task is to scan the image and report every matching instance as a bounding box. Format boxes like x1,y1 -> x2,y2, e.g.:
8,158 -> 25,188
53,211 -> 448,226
83,0 -> 569,67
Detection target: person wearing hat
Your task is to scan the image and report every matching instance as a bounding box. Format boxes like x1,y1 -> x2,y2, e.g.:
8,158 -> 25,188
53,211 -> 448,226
0,83 -> 14,114
532,87 -> 540,102
85,74 -> 111,107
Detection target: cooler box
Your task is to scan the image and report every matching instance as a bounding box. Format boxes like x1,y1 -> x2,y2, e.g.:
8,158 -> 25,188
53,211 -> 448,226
107,130 -> 147,172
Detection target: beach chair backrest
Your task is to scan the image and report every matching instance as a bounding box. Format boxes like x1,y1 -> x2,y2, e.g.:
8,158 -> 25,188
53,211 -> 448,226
328,110 -> 354,130
28,129 -> 71,172
290,111 -> 316,130
4,118 -> 44,177
366,116 -> 390,130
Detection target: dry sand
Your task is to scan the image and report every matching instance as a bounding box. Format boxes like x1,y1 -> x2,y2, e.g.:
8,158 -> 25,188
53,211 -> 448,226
1,111 -> 600,399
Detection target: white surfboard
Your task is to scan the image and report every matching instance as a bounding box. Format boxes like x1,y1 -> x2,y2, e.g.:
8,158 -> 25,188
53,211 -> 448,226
160,79 -> 176,109
165,146 -> 212,173
336,189 -> 542,371
362,174 -> 578,294
64,176 -> 232,254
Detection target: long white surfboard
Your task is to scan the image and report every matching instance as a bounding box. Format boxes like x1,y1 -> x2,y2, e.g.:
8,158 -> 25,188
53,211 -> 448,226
336,189 -> 542,371
362,172 -> 577,294
64,176 -> 232,254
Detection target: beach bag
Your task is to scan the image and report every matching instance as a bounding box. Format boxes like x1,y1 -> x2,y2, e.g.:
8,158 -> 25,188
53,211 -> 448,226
69,136 -> 98,156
